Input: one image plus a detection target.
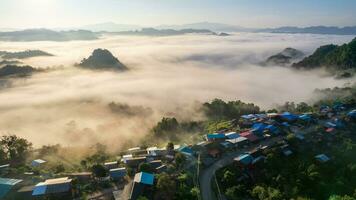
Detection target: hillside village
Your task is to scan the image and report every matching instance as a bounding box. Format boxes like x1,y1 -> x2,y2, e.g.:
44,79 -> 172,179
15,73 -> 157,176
1,100 -> 356,200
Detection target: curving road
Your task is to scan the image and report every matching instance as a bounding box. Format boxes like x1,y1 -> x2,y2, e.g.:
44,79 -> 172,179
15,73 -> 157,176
199,136 -> 283,200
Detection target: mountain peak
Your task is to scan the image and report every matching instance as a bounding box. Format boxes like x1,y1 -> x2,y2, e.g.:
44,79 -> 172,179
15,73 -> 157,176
77,49 -> 128,71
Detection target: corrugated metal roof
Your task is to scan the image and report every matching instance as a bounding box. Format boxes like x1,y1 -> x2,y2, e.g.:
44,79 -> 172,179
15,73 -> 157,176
206,133 -> 225,139
32,177 -> 72,196
110,168 -> 126,179
134,172 -> 154,185
32,185 -> 47,195
0,178 -> 22,198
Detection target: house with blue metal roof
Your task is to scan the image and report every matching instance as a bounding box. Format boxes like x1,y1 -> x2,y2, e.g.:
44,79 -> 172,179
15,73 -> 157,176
225,132 -> 240,139
315,154 -> 330,163
134,172 -> 154,185
206,133 -> 226,141
265,124 -> 279,135
130,172 -> 155,200
109,167 -> 126,181
31,159 -> 46,167
347,110 -> 356,118
177,145 -> 194,156
251,123 -> 267,135
32,177 -> 73,198
0,178 -> 22,199
234,154 -> 254,166
280,112 -> 298,121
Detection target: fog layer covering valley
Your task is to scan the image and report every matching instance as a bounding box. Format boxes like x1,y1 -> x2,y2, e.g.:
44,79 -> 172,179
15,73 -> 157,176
0,33 -> 354,148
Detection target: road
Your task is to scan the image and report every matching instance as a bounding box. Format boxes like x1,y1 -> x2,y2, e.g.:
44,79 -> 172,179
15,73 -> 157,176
199,136 -> 283,200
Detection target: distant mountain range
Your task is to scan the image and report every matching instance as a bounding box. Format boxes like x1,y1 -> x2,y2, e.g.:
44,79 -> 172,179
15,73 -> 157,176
109,28 -> 217,36
259,26 -> 356,35
78,22 -> 142,32
0,29 -> 98,41
1,23 -> 355,42
74,22 -> 356,35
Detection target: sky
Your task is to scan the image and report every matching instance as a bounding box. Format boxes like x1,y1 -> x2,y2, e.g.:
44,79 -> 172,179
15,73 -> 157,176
0,0 -> 356,29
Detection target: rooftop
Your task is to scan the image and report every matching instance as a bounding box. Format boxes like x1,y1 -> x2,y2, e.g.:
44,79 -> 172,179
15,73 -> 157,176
134,172 -> 154,185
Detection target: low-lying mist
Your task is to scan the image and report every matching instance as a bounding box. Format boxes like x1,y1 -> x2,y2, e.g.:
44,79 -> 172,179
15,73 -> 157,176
0,33 -> 354,149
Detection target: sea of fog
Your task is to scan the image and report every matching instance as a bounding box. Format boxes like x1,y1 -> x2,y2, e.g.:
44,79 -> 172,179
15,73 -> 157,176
0,33 -> 354,147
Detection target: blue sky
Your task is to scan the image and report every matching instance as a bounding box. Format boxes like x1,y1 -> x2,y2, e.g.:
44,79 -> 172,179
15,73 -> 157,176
0,0 -> 355,28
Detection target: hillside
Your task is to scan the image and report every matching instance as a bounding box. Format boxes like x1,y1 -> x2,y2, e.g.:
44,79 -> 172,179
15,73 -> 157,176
265,48 -> 304,66
0,65 -> 37,78
0,50 -> 53,59
77,49 -> 128,71
293,37 -> 356,71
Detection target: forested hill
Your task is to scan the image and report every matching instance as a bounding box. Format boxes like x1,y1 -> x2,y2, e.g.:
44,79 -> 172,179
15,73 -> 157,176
293,37 -> 356,71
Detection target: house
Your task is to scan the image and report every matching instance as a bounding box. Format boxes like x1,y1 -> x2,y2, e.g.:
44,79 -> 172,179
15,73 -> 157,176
0,178 -> 22,199
127,147 -> 147,156
146,147 -> 167,157
67,172 -> 92,182
109,168 -> 127,181
31,159 -> 46,167
315,154 -> 330,163
32,177 -> 73,198
122,154 -> 133,163
325,127 -> 336,133
125,157 -> 147,168
155,165 -> 167,173
0,164 -> 10,175
252,156 -> 266,165
148,160 -> 162,169
129,172 -> 154,200
17,185 -> 35,200
240,131 -> 259,143
251,123 -> 267,135
265,124 -> 279,135
104,161 -> 119,170
177,145 -> 194,157
282,149 -> 293,156
295,133 -> 305,141
206,133 -> 226,142
299,114 -> 312,122
347,110 -> 356,119
279,112 -> 298,121
241,114 -> 257,121
224,132 -> 240,139
234,154 -> 254,166
226,137 -> 249,148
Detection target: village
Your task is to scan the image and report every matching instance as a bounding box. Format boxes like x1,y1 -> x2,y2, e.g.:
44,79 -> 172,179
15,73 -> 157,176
1,103 -> 356,200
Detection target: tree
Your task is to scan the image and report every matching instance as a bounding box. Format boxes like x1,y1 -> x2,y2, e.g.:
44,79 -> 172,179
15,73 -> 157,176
156,173 -> 176,200
252,186 -> 283,200
0,135 -> 32,165
91,164 -> 107,177
174,152 -> 186,169
38,144 -> 60,157
225,185 -> 246,199
203,99 -> 260,120
166,142 -> 174,151
138,163 -> 154,173
153,117 -> 180,139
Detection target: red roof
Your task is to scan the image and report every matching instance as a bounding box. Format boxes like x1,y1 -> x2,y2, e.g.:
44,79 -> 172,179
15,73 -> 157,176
239,131 -> 259,142
326,128 -> 335,133
239,131 -> 251,137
